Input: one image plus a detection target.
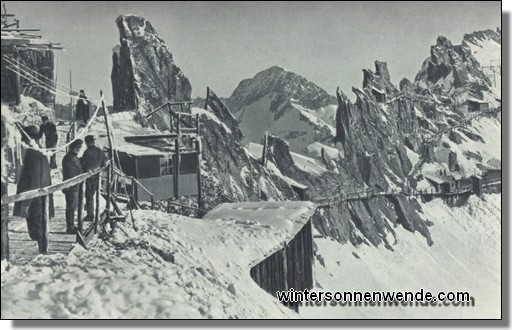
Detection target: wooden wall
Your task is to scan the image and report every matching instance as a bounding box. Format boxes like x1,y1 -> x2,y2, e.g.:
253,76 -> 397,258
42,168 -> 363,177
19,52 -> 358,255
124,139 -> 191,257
250,220 -> 314,312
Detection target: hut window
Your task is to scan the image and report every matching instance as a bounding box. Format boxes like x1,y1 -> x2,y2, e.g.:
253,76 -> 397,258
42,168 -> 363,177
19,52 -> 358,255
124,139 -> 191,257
180,154 -> 198,174
160,157 -> 173,176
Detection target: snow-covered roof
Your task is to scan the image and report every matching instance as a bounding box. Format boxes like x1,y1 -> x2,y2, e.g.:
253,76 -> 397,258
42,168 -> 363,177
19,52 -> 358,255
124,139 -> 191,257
424,175 -> 449,184
115,143 -> 171,157
204,201 -> 315,243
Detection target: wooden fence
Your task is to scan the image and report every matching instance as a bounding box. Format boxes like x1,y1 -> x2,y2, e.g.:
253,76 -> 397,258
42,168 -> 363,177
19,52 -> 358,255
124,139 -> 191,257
1,161 -> 110,261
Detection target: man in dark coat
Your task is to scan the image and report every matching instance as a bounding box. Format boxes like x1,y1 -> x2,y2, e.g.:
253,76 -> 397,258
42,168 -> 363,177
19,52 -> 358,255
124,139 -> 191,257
62,139 -> 84,234
81,135 -> 105,221
76,90 -> 90,125
13,125 -> 55,253
38,116 -> 58,169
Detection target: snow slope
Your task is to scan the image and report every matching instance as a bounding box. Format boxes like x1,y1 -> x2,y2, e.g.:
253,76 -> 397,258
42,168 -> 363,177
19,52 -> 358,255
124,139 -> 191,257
1,203 -> 318,319
303,194 -> 501,319
246,142 -> 328,176
463,30 -> 501,94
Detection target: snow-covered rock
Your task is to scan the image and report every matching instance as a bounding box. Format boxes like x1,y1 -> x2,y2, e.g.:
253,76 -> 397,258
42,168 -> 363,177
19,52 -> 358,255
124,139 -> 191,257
226,66 -> 337,154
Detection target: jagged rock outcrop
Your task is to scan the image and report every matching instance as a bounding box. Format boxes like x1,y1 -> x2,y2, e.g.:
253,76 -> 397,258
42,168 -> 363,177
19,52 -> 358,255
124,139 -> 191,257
111,15 -> 192,130
1,49 -> 55,105
263,134 -> 342,199
195,89 -> 298,208
314,61 -> 433,246
414,32 -> 499,104
226,66 -> 337,154
409,30 -> 501,178
448,151 -> 459,172
110,16 -> 299,208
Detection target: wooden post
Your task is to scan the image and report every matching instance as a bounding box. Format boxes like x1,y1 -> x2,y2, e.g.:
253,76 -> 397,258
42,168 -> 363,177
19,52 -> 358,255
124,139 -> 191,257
70,70 -> 75,136
41,195 -> 49,254
196,136 -> 203,217
1,183 -> 9,261
14,50 -> 21,105
94,176 -> 100,234
196,114 -> 200,136
174,113 -> 181,198
100,91 -> 113,227
77,182 -> 83,235
282,242 -> 288,291
169,104 -> 174,133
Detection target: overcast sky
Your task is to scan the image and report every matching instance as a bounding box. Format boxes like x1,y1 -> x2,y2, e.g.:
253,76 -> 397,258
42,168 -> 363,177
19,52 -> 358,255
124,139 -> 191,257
3,1 -> 502,105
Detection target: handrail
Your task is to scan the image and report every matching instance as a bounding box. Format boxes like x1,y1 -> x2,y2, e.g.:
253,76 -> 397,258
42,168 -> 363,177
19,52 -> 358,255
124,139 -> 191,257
1,161 -> 110,206
132,177 -> 153,198
145,101 -> 194,119
313,174 -> 501,207
112,167 -> 154,198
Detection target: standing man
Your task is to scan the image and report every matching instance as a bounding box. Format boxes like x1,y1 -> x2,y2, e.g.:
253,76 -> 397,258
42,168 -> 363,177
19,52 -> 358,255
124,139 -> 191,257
38,115 -> 58,169
81,135 -> 105,221
62,139 -> 83,234
13,125 -> 55,253
76,90 -> 90,125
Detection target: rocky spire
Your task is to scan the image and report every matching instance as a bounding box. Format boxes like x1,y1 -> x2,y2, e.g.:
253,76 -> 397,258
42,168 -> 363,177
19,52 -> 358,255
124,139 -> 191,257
111,15 -> 192,131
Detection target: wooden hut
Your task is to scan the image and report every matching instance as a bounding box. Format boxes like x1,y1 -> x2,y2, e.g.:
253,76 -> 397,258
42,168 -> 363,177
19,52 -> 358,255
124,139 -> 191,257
468,98 -> 490,112
112,107 -> 202,204
204,201 -> 316,312
114,142 -> 200,202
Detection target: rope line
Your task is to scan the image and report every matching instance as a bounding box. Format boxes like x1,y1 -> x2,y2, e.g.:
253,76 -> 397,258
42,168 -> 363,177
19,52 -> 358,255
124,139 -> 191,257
2,56 -> 101,102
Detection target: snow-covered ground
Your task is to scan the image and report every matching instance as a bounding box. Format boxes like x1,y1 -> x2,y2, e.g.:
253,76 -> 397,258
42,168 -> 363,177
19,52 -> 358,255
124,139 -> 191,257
464,33 -> 501,95
1,202 -> 316,319
246,142 -> 329,176
303,194 -> 501,319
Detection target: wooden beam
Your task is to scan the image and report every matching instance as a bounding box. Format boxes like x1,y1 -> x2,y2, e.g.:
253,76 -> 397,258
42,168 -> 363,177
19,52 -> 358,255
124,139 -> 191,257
1,183 -> 9,261
101,91 -> 114,227
77,183 -> 84,235
14,50 -> 20,105
167,101 -> 193,106
123,134 -> 178,141
1,28 -> 41,32
1,161 -> 110,206
196,136 -> 202,217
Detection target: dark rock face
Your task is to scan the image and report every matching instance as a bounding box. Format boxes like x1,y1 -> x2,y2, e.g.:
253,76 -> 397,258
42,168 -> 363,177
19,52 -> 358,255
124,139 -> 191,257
111,15 -> 192,130
399,78 -> 414,93
449,131 -> 463,144
414,35 -> 493,103
375,61 -> 391,82
448,151 -> 458,172
263,134 -> 341,199
198,89 -> 298,208
1,49 -> 55,105
310,61 -> 433,246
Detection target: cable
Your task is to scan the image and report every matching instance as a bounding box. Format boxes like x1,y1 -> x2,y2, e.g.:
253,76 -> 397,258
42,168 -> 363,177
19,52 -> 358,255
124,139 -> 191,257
2,56 -> 101,103
7,96 -> 104,156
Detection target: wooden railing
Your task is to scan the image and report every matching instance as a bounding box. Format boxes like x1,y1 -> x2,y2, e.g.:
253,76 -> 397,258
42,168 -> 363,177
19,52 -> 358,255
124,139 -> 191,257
1,161 -> 110,260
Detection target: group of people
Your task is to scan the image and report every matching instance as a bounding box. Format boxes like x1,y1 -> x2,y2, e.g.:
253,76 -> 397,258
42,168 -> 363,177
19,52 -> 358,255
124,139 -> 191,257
13,109 -> 105,253
62,134 -> 105,234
